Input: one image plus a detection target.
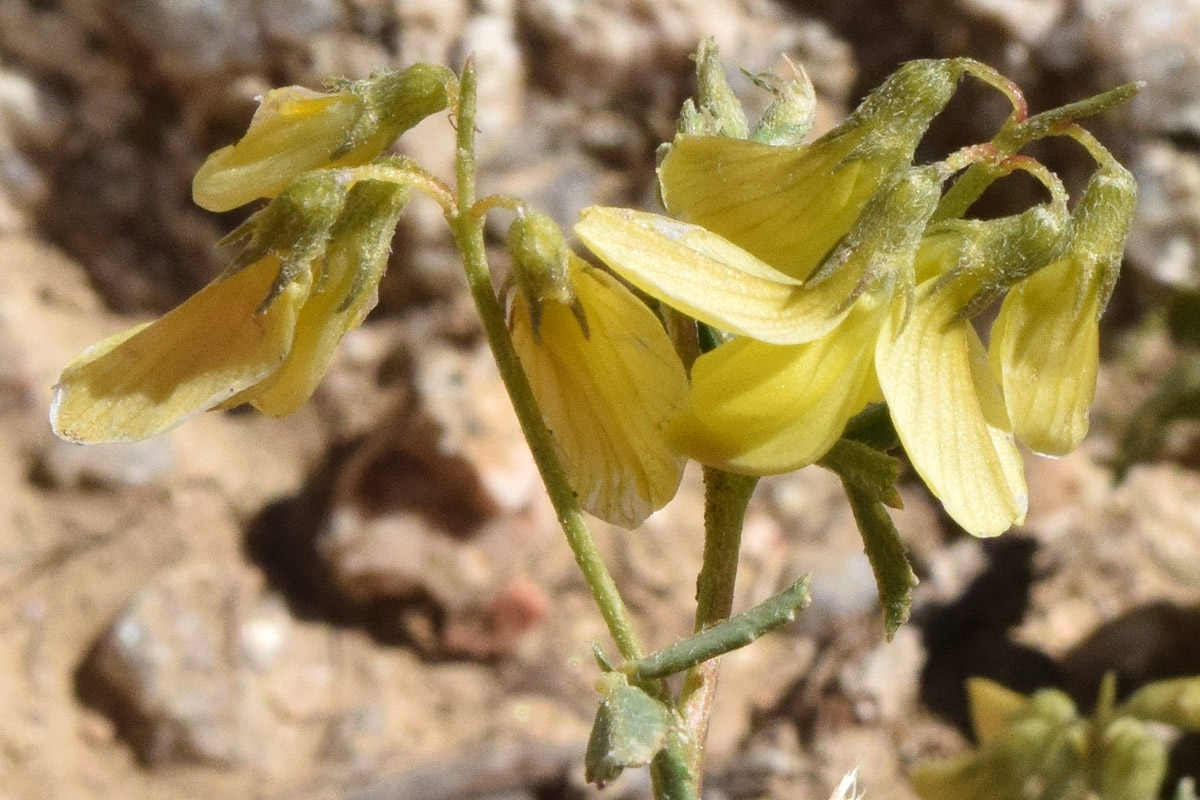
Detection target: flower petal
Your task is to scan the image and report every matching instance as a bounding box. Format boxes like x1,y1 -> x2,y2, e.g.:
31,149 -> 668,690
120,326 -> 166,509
576,207 -> 857,344
50,256 -> 310,443
990,255 -> 1101,456
658,60 -> 963,281
659,135 -> 869,280
669,294 -> 887,474
511,263 -> 688,528
193,89 -> 378,213
229,181 -> 409,416
877,281 -> 1027,537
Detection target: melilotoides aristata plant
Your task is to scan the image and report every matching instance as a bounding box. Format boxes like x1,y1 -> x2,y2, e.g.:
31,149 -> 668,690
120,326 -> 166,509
48,40 -> 1139,799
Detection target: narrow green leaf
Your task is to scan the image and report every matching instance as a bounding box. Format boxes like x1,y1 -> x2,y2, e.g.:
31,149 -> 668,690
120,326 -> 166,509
841,481 -> 916,639
632,577 -> 810,679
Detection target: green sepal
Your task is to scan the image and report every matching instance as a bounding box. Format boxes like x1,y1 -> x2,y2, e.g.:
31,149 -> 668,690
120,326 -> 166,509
925,189 -> 1069,322
806,163 -> 946,306
505,209 -> 585,339
834,58 -> 964,166
325,179 -> 410,312
840,475 -> 915,639
840,402 -> 900,452
631,577 -> 810,680
584,673 -> 673,788
221,170 -> 348,306
820,438 -> 902,508
333,63 -> 457,160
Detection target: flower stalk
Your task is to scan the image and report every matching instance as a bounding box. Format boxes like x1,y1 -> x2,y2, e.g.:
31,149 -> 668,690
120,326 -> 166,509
446,59 -> 648,665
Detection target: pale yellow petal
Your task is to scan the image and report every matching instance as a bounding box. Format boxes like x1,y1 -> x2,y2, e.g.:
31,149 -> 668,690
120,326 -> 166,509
511,264 -> 687,528
193,90 -> 386,213
669,294 -> 886,475
576,207 -> 857,344
990,256 -> 1102,456
50,256 -> 309,443
877,281 -> 1027,537
659,135 -> 871,280
225,255 -> 376,417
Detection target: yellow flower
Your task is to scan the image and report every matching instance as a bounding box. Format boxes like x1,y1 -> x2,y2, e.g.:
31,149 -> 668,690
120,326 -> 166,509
193,64 -> 454,212
51,180 -> 408,443
507,213 -> 687,528
989,159 -> 1137,456
658,58 -> 966,281
576,168 -> 1074,536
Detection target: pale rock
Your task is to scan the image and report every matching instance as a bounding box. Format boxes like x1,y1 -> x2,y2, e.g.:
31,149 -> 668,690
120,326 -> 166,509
86,563 -> 345,769
1080,0 -> 1200,137
1126,142 -> 1200,288
413,343 -> 539,514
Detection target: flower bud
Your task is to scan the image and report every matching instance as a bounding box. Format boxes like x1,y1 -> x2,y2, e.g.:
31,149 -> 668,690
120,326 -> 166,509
506,209 -> 577,338
194,63 -> 454,212
750,62 -> 817,146
677,37 -> 748,138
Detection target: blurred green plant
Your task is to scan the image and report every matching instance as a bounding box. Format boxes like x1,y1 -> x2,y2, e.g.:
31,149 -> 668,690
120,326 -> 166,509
912,673 -> 1200,800
1114,290 -> 1200,480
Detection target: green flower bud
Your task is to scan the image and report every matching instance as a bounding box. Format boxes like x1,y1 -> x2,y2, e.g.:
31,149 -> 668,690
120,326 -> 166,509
506,209 -> 579,338
750,62 -> 817,146
678,37 -> 748,138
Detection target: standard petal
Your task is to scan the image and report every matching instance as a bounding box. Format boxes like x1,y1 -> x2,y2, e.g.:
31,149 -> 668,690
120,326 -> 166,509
576,207 -> 857,344
511,264 -> 688,528
877,281 -> 1027,537
658,60 -> 962,281
990,255 -> 1101,456
659,135 -> 869,280
669,294 -> 886,475
193,89 -> 377,212
50,256 -> 309,443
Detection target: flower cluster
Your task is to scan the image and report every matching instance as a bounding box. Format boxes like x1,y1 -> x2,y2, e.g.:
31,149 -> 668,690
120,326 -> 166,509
51,64 -> 455,443
575,53 -> 1136,536
48,51 -> 1135,540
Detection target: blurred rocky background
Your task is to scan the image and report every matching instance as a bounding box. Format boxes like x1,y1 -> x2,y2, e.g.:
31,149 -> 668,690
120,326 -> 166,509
3,1 -> 1200,799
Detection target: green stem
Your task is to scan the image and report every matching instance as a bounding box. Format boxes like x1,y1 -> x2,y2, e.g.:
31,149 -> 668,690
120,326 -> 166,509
447,59 -> 645,663
935,81 -> 1141,221
677,467 -> 758,786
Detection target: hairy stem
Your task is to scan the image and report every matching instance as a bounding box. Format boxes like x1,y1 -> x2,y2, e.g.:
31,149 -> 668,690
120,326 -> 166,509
677,467 -> 759,787
447,59 -> 645,663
